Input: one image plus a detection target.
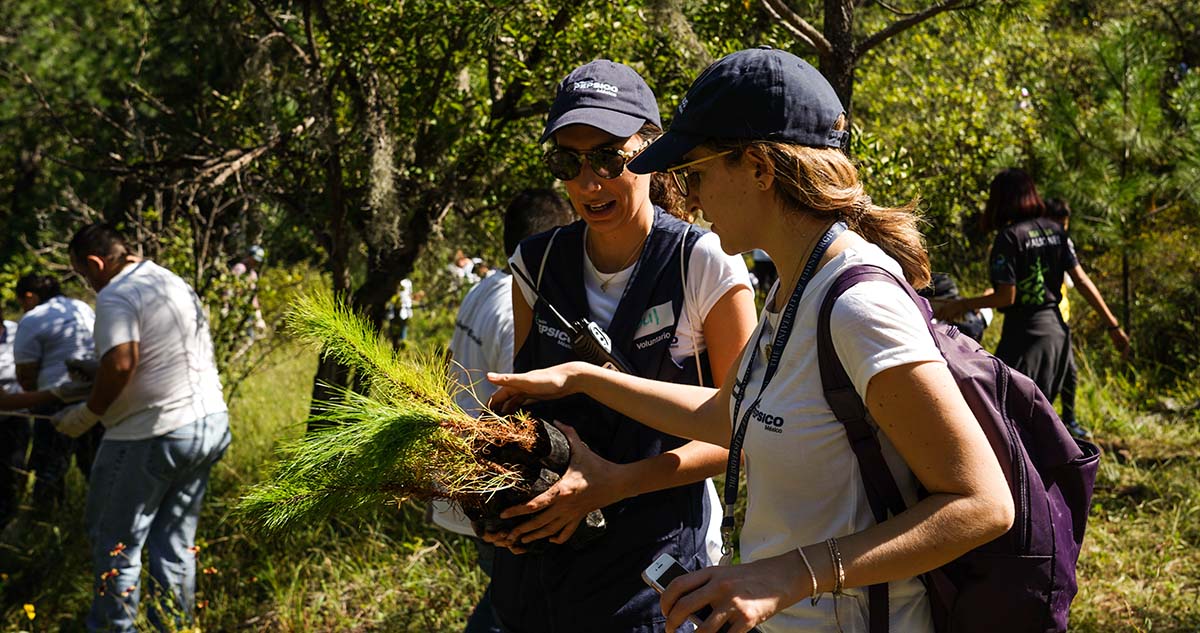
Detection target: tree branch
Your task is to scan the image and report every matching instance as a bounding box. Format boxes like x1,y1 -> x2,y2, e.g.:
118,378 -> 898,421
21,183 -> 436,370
859,0 -> 981,56
759,0 -> 831,55
247,0 -> 313,66
875,0 -> 919,17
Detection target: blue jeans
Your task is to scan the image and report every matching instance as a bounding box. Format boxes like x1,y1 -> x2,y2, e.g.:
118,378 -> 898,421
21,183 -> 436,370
85,412 -> 231,632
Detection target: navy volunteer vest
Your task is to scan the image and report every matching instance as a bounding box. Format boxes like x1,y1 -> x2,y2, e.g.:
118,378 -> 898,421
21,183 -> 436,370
491,208 -> 713,633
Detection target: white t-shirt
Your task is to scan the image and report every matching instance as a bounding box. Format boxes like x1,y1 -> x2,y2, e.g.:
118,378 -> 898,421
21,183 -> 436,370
94,260 -> 227,440
511,230 -> 752,366
1,320 -> 21,395
13,296 -> 96,389
511,228 -> 751,566
435,272 -> 516,535
449,272 -> 514,418
732,239 -> 942,633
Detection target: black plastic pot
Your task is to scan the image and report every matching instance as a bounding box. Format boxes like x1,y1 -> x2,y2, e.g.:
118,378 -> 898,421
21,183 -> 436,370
469,420 -> 606,551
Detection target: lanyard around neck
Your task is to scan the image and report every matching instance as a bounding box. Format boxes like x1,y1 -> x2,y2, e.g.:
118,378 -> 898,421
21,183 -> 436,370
720,221 -> 846,560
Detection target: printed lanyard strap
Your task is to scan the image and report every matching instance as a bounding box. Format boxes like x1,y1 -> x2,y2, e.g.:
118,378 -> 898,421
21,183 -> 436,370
720,221 -> 846,559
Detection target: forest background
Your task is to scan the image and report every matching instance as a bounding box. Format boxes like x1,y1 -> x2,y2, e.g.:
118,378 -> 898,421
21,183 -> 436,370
1,0 -> 1198,631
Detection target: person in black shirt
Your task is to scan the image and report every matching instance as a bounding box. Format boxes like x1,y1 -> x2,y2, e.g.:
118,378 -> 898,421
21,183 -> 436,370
937,169 -> 1130,407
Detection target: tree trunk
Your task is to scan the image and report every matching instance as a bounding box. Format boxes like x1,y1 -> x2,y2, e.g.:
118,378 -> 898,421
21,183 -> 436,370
309,74 -> 354,423
821,0 -> 856,122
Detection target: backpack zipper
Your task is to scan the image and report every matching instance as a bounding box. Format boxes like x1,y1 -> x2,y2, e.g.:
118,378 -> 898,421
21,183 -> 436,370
994,357 -> 1030,552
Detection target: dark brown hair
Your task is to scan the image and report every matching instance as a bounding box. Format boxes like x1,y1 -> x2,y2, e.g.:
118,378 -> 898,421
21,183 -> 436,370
637,123 -> 689,221
983,168 -> 1045,232
503,189 -> 576,257
68,222 -> 129,262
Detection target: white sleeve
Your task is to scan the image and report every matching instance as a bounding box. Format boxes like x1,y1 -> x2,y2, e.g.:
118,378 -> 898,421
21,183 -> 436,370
11,317 -> 41,365
490,316 -> 515,375
73,299 -> 96,335
484,279 -> 515,375
508,245 -> 536,311
686,232 -> 753,323
829,280 -> 945,399
93,294 -> 141,357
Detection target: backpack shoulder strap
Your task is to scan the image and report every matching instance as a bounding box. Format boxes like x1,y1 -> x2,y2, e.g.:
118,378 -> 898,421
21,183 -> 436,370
817,264 -> 913,522
816,264 -> 924,633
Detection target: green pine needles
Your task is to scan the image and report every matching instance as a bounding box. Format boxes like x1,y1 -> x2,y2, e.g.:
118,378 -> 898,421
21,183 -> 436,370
238,291 -> 539,534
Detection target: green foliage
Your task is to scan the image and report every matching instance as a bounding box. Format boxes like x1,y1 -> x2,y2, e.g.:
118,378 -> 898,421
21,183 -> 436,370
855,7 -> 1046,271
1034,6 -> 1200,371
237,291 -> 533,534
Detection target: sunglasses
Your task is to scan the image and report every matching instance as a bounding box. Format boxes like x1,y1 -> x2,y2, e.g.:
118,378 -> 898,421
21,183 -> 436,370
665,151 -> 732,197
543,144 -> 645,181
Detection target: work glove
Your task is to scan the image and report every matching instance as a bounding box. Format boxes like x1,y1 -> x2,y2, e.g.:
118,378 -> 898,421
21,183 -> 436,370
50,380 -> 93,404
53,404 -> 102,438
65,357 -> 100,381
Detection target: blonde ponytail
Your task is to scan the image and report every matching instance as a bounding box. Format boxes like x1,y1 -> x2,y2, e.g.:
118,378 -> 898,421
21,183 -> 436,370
709,135 -> 930,289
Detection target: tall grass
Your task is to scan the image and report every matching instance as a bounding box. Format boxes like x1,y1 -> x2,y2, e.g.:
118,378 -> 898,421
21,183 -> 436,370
0,341 -> 487,632
0,315 -> 1197,631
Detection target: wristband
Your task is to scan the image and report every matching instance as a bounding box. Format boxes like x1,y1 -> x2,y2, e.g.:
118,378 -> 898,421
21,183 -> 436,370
826,537 -> 845,594
1108,324 -> 1121,331
797,545 -> 821,605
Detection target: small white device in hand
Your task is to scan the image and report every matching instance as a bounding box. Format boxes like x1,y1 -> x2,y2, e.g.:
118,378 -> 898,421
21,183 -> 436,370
641,553 -> 762,633
642,552 -> 692,594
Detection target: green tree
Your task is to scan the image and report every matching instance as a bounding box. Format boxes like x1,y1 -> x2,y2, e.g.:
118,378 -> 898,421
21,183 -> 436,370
1036,4 -> 1200,368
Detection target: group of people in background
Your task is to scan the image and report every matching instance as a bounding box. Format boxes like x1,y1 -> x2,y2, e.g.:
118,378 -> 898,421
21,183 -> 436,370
1,226 -> 232,632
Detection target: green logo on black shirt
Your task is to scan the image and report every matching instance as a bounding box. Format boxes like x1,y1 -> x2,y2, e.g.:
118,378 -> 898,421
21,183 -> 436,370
1017,257 -> 1047,306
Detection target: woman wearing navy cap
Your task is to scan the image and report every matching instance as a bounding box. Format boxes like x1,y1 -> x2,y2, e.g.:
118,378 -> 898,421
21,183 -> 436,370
481,59 -> 757,632
488,49 -> 1014,632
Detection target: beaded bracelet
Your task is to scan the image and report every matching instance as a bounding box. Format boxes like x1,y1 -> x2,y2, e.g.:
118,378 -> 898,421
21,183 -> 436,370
826,537 -> 845,594
797,545 -> 821,606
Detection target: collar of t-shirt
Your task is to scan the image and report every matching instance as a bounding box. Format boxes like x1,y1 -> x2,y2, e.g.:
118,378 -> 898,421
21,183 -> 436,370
101,259 -> 145,292
580,252 -> 635,332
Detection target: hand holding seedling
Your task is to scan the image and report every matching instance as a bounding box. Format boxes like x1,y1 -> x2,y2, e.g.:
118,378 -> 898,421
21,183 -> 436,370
486,362 -> 589,413
484,421 -> 622,553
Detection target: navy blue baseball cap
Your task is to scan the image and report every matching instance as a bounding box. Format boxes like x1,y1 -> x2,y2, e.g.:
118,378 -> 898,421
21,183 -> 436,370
629,47 -> 848,173
540,60 -> 662,143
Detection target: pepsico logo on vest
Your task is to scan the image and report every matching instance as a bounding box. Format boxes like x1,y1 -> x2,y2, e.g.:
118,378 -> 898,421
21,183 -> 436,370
534,314 -> 573,351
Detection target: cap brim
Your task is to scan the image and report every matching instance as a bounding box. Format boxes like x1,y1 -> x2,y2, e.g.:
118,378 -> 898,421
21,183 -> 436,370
540,108 -> 647,143
627,130 -> 703,174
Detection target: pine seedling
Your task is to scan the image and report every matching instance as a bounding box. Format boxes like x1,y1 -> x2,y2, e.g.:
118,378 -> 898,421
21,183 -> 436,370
238,291 -> 543,534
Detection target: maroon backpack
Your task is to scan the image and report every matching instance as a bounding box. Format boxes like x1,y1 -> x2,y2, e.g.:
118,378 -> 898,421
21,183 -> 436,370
817,265 -> 1100,633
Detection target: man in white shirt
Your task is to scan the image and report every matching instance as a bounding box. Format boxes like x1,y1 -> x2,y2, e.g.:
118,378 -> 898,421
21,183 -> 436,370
0,319 -> 31,525
55,223 -> 231,633
443,189 -> 575,633
12,274 -> 98,506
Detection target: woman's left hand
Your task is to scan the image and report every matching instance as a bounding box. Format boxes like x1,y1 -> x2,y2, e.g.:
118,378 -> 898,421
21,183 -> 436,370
485,422 -> 628,550
661,555 -> 804,633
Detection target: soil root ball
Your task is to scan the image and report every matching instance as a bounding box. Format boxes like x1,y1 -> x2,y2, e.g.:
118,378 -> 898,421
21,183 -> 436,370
469,420 -> 606,551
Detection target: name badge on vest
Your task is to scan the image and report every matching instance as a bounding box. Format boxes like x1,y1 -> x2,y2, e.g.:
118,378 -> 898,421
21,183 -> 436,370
633,301 -> 676,351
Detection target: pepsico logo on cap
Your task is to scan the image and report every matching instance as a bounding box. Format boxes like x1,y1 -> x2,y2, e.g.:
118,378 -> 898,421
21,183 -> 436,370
572,80 -> 619,95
